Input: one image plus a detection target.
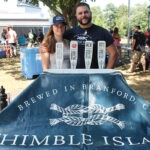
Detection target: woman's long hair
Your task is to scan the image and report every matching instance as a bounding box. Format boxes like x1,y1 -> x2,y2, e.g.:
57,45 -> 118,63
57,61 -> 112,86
42,26 -> 56,54
113,27 -> 119,34
112,27 -> 120,39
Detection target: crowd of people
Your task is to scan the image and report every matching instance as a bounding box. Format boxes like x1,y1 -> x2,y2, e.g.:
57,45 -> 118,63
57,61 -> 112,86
111,26 -> 150,73
27,29 -> 44,47
0,27 -> 44,57
1,26 -> 17,57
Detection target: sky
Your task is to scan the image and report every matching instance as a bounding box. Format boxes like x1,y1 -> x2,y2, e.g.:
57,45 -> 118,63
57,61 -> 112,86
87,0 -> 150,10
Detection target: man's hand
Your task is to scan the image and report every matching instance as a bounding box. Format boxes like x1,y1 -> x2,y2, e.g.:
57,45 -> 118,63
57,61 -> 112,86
132,39 -> 136,52
132,49 -> 134,52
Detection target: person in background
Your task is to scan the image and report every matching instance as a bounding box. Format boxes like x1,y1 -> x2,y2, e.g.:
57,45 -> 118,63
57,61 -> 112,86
145,29 -> 150,47
1,29 -> 7,44
127,26 -> 146,73
110,27 -> 113,34
6,45 -> 10,58
27,29 -> 35,47
112,27 -> 123,64
144,28 -> 149,45
129,29 -> 134,39
63,2 -> 118,69
39,16 -> 70,71
7,26 -> 17,57
36,29 -> 44,44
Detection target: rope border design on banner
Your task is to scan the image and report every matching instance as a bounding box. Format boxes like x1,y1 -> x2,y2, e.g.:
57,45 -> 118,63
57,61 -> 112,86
49,104 -> 125,129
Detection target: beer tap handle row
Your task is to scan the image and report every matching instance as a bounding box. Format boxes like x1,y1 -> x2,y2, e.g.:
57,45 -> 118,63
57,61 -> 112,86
56,41 -> 106,69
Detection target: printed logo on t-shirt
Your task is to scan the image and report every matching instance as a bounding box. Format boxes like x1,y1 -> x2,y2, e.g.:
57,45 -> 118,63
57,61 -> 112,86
73,34 -> 93,45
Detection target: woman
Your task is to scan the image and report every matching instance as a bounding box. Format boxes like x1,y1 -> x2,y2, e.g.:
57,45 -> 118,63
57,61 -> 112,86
39,16 -> 70,71
112,27 -> 123,64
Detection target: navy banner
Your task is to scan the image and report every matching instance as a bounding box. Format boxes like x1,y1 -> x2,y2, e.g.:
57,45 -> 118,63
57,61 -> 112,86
0,69 -> 150,150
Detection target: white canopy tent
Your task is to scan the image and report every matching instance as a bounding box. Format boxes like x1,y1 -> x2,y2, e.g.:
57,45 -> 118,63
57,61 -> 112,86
0,0 -> 50,37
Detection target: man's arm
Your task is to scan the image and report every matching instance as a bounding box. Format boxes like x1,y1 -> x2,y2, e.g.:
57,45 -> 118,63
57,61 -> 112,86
14,31 -> 18,44
106,43 -> 118,69
63,28 -> 72,40
132,39 -> 136,52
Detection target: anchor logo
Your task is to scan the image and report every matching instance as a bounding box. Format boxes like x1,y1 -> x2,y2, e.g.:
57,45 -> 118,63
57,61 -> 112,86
49,104 -> 125,129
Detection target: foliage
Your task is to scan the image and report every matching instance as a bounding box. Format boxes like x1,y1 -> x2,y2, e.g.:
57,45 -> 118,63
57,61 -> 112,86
115,5 -> 128,37
104,3 -> 117,28
92,3 -> 148,37
130,4 -> 148,32
91,7 -> 108,29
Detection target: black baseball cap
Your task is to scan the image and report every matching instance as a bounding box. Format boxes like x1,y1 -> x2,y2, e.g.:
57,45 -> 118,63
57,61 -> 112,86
52,16 -> 67,26
135,26 -> 141,30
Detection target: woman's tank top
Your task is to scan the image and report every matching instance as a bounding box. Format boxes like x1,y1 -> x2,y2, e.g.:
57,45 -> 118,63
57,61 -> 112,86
49,40 -> 70,69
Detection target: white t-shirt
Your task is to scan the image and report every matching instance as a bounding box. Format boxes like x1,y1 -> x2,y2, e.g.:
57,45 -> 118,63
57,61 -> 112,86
8,29 -> 17,44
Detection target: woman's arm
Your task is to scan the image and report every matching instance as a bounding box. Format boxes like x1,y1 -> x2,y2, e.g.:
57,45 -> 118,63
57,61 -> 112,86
39,44 -> 50,71
41,52 -> 50,72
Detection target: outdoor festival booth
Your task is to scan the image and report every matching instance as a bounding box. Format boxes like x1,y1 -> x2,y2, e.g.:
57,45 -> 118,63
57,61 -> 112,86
0,41 -> 150,150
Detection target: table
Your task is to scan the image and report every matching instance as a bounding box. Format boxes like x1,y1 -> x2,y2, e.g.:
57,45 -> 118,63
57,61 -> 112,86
121,46 -> 132,59
0,69 -> 150,149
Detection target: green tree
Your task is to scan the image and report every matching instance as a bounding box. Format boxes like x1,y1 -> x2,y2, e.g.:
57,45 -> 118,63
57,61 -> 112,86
130,4 -> 148,32
103,3 -> 148,37
115,5 -> 128,37
104,3 -> 117,28
91,6 -> 108,29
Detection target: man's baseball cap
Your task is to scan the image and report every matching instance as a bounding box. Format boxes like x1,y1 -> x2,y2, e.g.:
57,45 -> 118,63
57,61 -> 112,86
135,26 -> 141,30
52,16 -> 67,26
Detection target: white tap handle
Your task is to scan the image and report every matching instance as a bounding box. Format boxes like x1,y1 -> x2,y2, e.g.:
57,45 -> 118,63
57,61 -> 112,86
56,42 -> 64,69
97,41 -> 106,69
85,41 -> 93,69
70,41 -> 78,69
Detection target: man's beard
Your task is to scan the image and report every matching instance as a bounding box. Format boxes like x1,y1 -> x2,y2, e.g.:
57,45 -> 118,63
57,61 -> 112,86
77,16 -> 92,25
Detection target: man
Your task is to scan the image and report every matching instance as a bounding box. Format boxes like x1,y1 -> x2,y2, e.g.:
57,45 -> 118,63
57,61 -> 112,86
127,26 -> 146,72
63,2 -> 118,69
7,26 -> 17,57
36,29 -> 44,44
1,29 -> 7,41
